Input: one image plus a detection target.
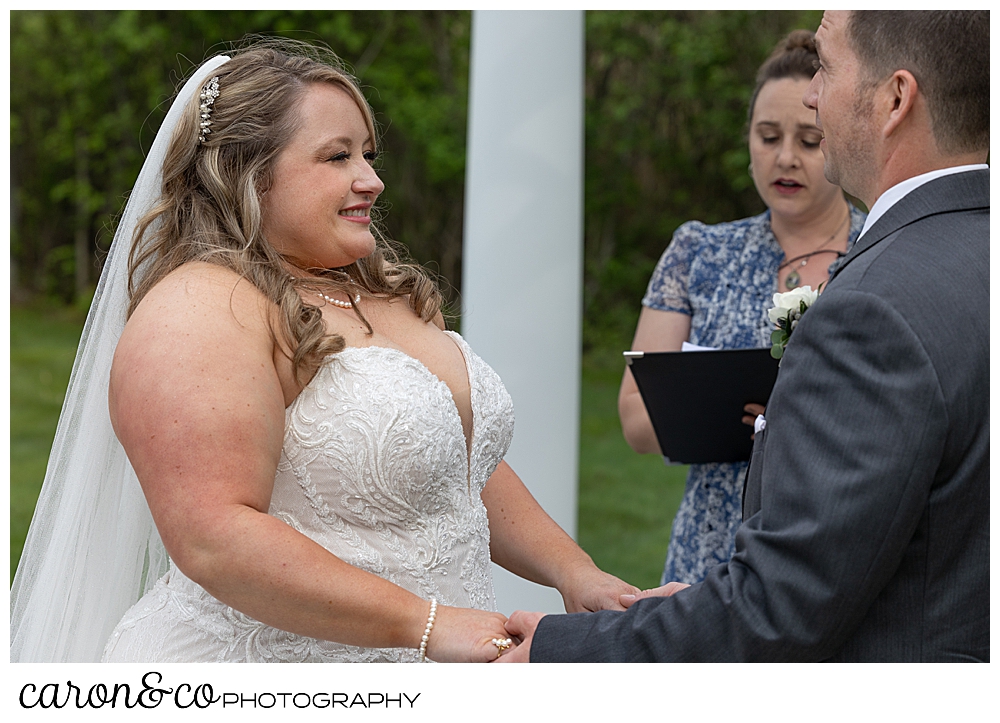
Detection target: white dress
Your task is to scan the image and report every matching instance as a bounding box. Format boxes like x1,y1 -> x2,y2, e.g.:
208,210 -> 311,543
102,331 -> 514,662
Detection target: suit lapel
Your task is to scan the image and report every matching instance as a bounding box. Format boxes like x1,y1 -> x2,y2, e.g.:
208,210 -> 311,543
830,169 -> 989,283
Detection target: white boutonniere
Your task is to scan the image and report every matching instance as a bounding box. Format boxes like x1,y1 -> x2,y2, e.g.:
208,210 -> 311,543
768,285 -> 820,362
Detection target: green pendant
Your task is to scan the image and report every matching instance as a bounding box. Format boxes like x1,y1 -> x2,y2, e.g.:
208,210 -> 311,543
785,269 -> 801,290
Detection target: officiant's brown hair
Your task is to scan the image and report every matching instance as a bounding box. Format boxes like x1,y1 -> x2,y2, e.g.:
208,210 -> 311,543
746,29 -> 819,129
847,11 -> 988,155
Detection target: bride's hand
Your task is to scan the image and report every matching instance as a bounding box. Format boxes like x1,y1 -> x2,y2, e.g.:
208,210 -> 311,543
619,581 -> 690,608
557,562 -> 640,613
424,605 -> 517,662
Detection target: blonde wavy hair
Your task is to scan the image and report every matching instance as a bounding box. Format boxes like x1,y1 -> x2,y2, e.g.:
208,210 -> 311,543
127,39 -> 443,381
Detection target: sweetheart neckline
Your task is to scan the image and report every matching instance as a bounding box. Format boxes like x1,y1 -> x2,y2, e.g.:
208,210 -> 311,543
295,331 -> 477,477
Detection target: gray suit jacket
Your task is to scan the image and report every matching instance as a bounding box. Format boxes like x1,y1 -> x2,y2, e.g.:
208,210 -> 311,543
532,169 -> 989,662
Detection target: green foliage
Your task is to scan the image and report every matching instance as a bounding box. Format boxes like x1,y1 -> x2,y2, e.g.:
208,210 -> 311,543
770,328 -> 787,359
769,298 -> 812,360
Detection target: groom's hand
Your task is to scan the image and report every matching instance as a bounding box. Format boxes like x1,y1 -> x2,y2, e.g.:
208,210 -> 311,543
494,610 -> 544,663
620,581 -> 691,608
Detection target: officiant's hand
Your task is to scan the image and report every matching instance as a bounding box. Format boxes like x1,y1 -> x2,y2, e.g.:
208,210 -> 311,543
493,610 -> 544,663
557,562 -> 640,612
743,403 -> 766,438
620,581 -> 691,608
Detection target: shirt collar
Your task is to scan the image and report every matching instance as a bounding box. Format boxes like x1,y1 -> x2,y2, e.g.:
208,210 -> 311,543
858,164 -> 990,241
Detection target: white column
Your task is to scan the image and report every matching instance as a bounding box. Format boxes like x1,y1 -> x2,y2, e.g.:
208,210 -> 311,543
462,10 -> 584,614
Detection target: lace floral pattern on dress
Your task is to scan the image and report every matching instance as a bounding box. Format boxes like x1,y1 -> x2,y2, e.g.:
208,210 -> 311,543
102,331 -> 514,662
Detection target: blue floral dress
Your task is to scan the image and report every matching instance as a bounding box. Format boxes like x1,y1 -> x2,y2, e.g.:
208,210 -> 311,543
642,206 -> 866,584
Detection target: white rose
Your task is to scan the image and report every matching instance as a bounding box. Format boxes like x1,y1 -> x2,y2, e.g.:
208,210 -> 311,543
768,286 -> 819,324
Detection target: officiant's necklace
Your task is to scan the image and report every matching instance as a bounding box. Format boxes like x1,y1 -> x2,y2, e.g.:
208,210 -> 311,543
778,211 -> 850,290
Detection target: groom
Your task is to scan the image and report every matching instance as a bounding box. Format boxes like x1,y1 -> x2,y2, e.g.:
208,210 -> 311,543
501,10 -> 989,662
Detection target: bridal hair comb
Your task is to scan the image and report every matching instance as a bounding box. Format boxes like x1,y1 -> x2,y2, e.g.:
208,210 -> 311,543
198,76 -> 221,143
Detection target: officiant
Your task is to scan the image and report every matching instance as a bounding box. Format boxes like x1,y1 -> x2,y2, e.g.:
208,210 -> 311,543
618,29 -> 865,585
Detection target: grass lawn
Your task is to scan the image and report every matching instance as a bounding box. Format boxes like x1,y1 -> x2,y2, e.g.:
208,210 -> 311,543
576,355 -> 687,589
10,303 -> 86,581
9,305 -> 685,590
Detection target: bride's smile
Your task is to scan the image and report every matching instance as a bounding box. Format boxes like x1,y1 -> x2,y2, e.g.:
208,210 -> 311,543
261,83 -> 384,270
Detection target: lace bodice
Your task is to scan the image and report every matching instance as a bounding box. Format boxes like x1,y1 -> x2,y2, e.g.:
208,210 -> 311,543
102,331 -> 514,662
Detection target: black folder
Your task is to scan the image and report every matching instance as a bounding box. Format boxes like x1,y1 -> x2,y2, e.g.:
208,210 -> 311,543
625,348 -> 780,464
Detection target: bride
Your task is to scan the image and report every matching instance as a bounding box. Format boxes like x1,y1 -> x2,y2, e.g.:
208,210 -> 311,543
10,41 -> 636,663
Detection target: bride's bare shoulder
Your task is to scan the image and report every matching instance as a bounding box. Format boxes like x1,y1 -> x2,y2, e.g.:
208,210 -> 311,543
115,262 -> 277,372
139,261 -> 268,308
129,262 -> 273,333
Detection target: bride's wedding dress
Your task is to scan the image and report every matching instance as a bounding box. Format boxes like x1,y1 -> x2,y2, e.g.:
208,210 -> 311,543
102,332 -> 514,662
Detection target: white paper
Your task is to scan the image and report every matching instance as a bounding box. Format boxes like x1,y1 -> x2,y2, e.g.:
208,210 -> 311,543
681,341 -> 720,352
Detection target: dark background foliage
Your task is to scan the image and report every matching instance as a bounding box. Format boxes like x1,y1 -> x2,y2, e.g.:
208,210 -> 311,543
10,9 -> 823,350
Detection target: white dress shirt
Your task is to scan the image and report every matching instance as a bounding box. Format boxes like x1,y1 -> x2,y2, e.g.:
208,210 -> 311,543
858,164 -> 989,241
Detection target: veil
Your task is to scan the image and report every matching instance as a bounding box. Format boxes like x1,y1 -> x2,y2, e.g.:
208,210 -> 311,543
10,55 -> 231,663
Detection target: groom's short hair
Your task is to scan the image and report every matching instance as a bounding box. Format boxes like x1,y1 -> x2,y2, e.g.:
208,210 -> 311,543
847,11 -> 989,155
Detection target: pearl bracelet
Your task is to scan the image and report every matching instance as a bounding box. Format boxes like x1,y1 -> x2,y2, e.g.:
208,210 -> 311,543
418,598 -> 437,662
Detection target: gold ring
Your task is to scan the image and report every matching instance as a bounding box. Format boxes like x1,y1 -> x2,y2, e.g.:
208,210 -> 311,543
492,637 -> 512,658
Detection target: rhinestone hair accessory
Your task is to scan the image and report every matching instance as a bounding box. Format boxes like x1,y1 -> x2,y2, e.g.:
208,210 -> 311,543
198,76 -> 221,144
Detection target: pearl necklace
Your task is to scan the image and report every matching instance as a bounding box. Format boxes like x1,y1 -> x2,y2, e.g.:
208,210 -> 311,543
289,275 -> 359,309
315,290 -> 360,309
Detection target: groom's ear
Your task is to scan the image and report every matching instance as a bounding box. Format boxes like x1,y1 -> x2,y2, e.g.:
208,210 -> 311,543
879,69 -> 919,141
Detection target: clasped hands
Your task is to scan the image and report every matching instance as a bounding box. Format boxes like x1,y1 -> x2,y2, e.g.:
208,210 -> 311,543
494,580 -> 691,663
437,563 -> 640,662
